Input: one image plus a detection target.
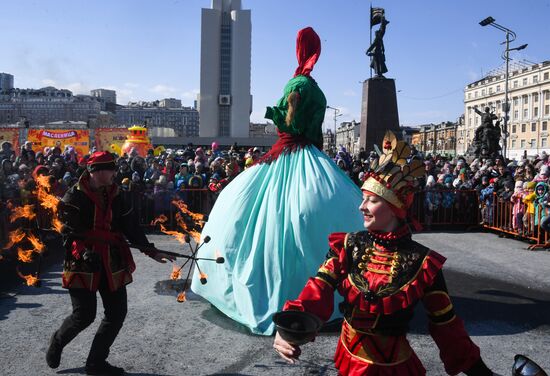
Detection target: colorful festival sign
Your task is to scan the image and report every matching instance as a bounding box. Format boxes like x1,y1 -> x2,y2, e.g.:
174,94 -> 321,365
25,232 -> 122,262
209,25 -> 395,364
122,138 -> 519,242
0,128 -> 20,153
27,129 -> 90,156
94,128 -> 129,153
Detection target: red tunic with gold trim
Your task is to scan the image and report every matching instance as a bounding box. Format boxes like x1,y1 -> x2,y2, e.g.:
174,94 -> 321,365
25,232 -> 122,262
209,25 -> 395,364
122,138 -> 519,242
58,173 -> 154,292
284,230 -> 491,375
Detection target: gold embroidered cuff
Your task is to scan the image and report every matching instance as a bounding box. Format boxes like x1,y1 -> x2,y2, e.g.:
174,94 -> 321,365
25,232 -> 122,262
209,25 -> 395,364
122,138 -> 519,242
361,177 -> 404,209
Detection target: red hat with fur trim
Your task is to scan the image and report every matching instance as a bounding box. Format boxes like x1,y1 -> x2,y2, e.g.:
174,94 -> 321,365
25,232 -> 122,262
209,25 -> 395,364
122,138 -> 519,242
87,151 -> 116,172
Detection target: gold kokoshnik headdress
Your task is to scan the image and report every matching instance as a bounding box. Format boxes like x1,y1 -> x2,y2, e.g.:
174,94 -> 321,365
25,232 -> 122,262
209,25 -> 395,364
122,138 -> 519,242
361,131 -> 424,216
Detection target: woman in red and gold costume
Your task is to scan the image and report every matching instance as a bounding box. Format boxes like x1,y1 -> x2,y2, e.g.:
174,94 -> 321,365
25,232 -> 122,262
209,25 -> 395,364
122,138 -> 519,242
274,131 -> 494,375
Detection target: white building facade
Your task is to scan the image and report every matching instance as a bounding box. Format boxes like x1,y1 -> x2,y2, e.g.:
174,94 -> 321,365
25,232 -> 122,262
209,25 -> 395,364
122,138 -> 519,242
461,61 -> 550,159
199,0 -> 252,138
336,121 -> 361,155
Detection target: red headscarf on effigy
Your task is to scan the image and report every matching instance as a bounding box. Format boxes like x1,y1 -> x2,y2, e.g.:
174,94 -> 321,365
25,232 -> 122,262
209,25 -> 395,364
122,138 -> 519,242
256,27 -> 322,165
294,27 -> 321,77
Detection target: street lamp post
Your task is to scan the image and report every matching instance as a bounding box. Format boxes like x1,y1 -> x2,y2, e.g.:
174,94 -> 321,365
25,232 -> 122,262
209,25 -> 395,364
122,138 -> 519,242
480,16 -> 527,161
326,105 -> 343,150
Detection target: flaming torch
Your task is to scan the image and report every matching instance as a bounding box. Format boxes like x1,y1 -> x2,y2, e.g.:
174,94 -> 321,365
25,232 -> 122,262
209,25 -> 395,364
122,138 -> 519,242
152,200 -> 222,302
2,170 -> 64,287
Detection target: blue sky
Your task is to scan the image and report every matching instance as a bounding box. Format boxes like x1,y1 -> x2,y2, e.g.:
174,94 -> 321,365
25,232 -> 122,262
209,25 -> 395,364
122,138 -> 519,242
2,0 -> 549,130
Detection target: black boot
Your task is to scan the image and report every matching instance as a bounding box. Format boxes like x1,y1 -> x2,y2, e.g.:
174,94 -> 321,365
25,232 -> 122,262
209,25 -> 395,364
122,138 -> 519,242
45,333 -> 63,369
85,361 -> 125,376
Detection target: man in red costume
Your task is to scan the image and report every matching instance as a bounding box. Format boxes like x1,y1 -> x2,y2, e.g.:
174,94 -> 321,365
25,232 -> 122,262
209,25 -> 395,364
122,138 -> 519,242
274,132 -> 495,375
46,151 -> 174,376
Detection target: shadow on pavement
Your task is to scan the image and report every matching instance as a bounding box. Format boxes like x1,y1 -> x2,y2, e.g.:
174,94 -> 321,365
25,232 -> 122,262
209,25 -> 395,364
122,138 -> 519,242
57,368 -> 174,376
410,268 -> 550,336
200,304 -> 256,335
0,268 -> 66,321
250,358 -> 336,375
154,279 -> 205,301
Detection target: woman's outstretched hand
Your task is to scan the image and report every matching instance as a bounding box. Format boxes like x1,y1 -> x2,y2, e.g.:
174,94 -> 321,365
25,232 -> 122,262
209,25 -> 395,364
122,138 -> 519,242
273,331 -> 301,364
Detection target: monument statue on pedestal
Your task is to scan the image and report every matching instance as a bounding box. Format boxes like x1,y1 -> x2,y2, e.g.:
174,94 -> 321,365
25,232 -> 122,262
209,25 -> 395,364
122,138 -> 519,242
366,17 -> 389,78
471,107 -> 502,159
360,7 -> 400,153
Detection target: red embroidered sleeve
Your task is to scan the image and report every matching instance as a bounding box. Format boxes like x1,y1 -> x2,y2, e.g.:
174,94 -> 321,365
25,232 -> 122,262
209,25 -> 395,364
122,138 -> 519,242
422,271 -> 485,375
283,232 -> 348,322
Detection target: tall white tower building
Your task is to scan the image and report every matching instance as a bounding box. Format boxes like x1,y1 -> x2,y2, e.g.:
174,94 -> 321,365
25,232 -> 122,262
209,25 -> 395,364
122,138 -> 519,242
199,0 -> 251,138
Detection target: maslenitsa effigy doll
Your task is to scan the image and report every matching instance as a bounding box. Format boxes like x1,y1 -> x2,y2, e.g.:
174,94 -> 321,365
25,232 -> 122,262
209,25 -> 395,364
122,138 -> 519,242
191,27 -> 364,335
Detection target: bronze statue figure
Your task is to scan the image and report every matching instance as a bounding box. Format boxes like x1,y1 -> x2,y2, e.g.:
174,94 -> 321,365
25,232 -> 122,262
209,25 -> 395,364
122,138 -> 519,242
366,17 -> 389,77
471,107 -> 502,158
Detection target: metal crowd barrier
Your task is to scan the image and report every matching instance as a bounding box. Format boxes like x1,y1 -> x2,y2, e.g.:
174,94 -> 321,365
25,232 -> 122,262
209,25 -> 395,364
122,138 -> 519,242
409,189 -> 481,228
2,187 -> 550,250
481,192 -> 549,249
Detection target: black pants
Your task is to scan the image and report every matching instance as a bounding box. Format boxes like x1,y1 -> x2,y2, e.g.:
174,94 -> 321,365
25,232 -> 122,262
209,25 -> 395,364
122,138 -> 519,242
52,273 -> 128,365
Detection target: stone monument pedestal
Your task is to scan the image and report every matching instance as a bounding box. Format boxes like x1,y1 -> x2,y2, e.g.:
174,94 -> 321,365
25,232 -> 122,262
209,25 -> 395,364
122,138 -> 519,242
359,78 -> 400,153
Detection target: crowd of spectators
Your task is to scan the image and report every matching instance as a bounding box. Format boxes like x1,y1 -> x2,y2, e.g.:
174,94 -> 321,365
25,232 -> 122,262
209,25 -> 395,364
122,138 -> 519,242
331,145 -> 550,235
0,140 -> 267,242
2,137 -> 550,241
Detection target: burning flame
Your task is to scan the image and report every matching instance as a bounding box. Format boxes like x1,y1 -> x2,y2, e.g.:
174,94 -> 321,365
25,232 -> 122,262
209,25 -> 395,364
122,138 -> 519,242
177,291 -> 187,302
27,233 -> 45,254
35,175 -> 60,211
172,200 -> 204,223
17,248 -> 34,263
159,224 -> 187,244
152,214 -> 188,244
199,272 -> 208,280
16,268 -> 39,287
171,265 -> 181,280
3,229 -> 26,250
152,200 -> 205,243
9,205 -> 36,222
151,214 -> 168,226
52,218 -> 64,233
34,173 -> 63,234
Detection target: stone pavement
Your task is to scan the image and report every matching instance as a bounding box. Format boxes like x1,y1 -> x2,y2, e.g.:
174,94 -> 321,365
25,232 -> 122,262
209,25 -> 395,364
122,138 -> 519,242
0,231 -> 549,375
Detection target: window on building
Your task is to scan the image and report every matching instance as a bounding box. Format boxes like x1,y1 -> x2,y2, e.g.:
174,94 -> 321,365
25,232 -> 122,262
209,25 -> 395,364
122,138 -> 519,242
514,110 -> 519,120
521,123 -> 526,132
546,105 -> 550,115
544,121 -> 548,131
521,139 -> 526,148
475,91 -> 478,98
514,97 -> 519,106
545,91 -> 550,100
511,139 -> 516,148
545,72 -> 549,80
523,78 -> 528,86
497,85 -> 501,92
534,93 -> 539,102
468,93 -> 471,99
513,80 -> 518,88
533,75 -> 538,83
530,138 -> 536,148
524,109 -> 529,118
535,107 -> 539,117
542,138 -> 548,148
489,87 -> 493,94
523,95 -> 528,105
481,89 -> 486,96
512,124 -> 517,133
532,122 -> 537,132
